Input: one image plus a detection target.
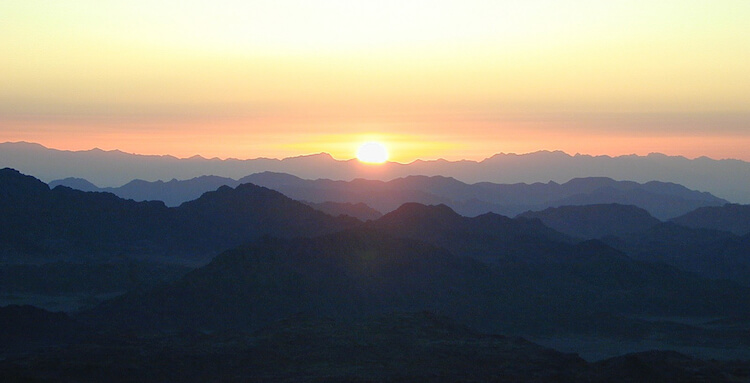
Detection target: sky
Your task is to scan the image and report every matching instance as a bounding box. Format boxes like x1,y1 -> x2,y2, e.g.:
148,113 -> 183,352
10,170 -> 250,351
1,0 -> 749,162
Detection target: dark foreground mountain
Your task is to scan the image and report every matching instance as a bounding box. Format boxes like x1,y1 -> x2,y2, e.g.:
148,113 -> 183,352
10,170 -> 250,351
84,228 -> 750,347
0,311 -> 587,382
0,262 -> 190,294
3,310 -> 749,382
1,168 -> 175,262
519,204 -> 662,239
0,168 -> 357,309
0,168 -> 356,263
84,230 -> 513,332
5,141 -> 750,203
671,203 -> 750,235
173,183 -> 359,253
0,305 -> 92,356
590,350 -> 750,383
365,202 -> 573,263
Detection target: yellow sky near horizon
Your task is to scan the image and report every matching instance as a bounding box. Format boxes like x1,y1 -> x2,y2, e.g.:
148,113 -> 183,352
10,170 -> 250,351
1,1 -> 749,162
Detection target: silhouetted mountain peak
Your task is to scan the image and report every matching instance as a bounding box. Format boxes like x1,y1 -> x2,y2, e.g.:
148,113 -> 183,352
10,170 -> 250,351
520,204 -> 661,239
49,177 -> 100,192
0,167 -> 49,198
234,182 -> 286,198
382,202 -> 462,223
0,169 -> 358,263
178,182 -> 330,222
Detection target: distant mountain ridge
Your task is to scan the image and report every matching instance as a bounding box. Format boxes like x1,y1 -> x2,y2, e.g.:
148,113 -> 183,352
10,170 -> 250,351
245,173 -> 726,220
50,175 -> 239,207
51,172 -> 726,220
3,141 -> 749,203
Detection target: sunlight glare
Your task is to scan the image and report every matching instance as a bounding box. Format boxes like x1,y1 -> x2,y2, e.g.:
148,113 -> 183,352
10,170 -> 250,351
356,142 -> 389,164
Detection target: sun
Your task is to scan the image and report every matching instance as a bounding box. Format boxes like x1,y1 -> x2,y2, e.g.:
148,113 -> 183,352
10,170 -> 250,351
356,142 -> 389,164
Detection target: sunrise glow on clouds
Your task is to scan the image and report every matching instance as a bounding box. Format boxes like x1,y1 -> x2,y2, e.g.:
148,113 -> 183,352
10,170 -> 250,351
1,0 -> 749,162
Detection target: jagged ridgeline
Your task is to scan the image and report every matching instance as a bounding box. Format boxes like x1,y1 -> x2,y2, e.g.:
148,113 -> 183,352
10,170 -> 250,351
4,142 -> 750,205
51,171 -> 728,220
0,168 -> 356,262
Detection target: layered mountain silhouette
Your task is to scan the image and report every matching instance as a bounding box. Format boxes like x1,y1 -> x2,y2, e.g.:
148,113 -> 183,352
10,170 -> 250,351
509,203 -> 750,285
86,230 -> 515,332
0,168 -> 356,263
52,175 -> 239,207
365,202 -> 573,264
5,141 -> 750,202
51,171 -> 726,219
85,227 -> 750,343
5,162 -> 750,374
247,173 -> 728,220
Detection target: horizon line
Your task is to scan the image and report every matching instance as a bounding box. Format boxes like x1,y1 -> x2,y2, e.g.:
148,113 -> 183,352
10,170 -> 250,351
2,140 -> 748,164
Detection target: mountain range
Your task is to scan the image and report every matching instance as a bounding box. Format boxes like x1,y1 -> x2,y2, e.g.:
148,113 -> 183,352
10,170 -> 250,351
84,226 -> 750,346
7,167 -> 750,287
3,141 -> 750,203
51,171 -> 727,220
519,204 -> 663,239
516,203 -> 750,285
0,168 -> 355,264
3,166 -> 750,373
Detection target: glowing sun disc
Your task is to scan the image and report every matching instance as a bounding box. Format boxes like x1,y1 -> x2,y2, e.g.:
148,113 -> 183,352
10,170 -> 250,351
356,142 -> 389,163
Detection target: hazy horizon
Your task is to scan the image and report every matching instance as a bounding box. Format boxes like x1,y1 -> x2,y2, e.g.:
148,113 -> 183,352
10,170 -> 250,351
3,140 -> 749,205
4,140 -> 750,164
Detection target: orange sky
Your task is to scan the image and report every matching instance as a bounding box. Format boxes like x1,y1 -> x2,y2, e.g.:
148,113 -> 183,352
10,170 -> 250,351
1,1 -> 749,162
